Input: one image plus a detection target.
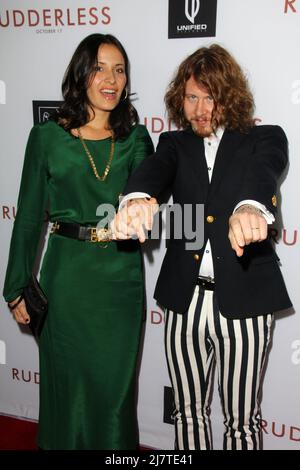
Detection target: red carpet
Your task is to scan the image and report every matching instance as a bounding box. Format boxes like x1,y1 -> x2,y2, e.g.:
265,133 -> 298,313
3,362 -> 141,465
0,415 -> 150,450
0,415 -> 38,450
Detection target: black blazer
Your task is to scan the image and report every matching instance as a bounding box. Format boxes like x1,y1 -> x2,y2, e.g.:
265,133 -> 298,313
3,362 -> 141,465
124,125 -> 292,318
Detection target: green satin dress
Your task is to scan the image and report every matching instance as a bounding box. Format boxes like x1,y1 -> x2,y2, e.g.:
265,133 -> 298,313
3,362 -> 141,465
3,121 -> 154,449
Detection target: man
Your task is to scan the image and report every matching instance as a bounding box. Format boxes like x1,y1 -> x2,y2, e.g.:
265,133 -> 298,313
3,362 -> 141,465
112,44 -> 292,450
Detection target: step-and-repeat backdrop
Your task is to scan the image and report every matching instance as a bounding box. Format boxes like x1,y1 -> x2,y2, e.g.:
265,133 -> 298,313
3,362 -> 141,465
0,0 -> 299,450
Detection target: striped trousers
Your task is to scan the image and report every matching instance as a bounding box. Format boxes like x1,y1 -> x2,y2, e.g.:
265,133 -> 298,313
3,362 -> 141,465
165,286 -> 273,450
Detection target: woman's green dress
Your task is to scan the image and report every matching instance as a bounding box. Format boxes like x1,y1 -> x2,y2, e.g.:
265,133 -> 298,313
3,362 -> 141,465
3,121 -> 153,449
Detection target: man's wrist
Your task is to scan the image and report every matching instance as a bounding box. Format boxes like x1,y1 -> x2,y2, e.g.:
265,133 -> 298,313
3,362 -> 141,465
119,192 -> 151,210
235,204 -> 263,215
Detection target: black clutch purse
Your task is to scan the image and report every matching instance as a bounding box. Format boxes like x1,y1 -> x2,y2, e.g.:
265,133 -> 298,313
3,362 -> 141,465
23,274 -> 48,338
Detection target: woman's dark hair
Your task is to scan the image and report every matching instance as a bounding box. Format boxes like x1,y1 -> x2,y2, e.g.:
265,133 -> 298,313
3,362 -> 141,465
53,33 -> 139,139
165,44 -> 255,133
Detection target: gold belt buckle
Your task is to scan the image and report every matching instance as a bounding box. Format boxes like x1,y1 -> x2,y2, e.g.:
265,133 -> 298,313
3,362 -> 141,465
90,228 -> 112,243
90,228 -> 99,242
50,221 -> 60,234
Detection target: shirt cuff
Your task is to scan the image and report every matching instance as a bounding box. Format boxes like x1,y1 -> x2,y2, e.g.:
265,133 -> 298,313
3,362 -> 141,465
233,200 -> 275,224
119,192 -> 151,210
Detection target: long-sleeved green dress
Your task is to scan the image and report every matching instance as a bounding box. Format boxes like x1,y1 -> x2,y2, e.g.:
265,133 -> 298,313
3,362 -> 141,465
3,120 -> 153,449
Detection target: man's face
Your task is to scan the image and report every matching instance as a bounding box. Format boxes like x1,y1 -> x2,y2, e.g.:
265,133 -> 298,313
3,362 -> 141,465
183,76 -> 215,137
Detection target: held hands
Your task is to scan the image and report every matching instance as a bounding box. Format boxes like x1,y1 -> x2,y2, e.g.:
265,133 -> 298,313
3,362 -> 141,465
111,198 -> 159,243
228,204 -> 268,257
8,297 -> 30,325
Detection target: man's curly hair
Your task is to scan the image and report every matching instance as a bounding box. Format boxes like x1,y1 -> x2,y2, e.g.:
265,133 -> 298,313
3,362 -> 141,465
165,44 -> 255,133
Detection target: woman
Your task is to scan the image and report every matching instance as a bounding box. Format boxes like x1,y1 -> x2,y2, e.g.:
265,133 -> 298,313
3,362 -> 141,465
3,33 -> 153,449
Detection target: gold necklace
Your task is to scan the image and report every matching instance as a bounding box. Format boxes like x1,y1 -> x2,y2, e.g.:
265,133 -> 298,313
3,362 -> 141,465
77,128 -> 115,181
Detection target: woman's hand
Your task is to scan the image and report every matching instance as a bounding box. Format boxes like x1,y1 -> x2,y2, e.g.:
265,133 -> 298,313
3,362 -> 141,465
9,297 -> 30,324
111,197 -> 159,243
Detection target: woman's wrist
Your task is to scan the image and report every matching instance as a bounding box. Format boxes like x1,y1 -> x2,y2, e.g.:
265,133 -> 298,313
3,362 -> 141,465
8,295 -> 24,310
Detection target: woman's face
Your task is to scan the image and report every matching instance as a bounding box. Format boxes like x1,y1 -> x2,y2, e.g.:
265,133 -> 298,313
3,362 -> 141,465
86,43 -> 127,116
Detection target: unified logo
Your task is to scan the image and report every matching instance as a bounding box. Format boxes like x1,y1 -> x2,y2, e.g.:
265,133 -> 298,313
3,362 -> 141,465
185,0 -> 200,24
33,100 -> 63,125
168,0 -> 218,39
0,80 -> 5,104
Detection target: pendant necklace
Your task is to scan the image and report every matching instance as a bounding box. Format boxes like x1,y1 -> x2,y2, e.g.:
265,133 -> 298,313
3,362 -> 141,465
77,128 -> 115,181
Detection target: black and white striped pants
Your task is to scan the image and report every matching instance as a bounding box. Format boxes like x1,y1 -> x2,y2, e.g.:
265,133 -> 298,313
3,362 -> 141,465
165,286 -> 273,450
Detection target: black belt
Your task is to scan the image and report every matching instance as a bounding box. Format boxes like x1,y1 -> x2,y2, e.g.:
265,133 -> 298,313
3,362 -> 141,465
50,221 -> 112,243
196,275 -> 215,291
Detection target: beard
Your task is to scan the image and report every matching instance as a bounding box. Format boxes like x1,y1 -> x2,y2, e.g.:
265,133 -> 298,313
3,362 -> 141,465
189,109 -> 222,138
191,123 -> 213,138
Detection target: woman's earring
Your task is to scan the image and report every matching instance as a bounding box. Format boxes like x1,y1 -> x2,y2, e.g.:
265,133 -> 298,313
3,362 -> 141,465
121,88 -> 128,101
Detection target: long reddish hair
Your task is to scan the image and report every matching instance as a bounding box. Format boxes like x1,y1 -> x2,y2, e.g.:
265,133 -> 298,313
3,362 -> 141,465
165,44 -> 255,133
